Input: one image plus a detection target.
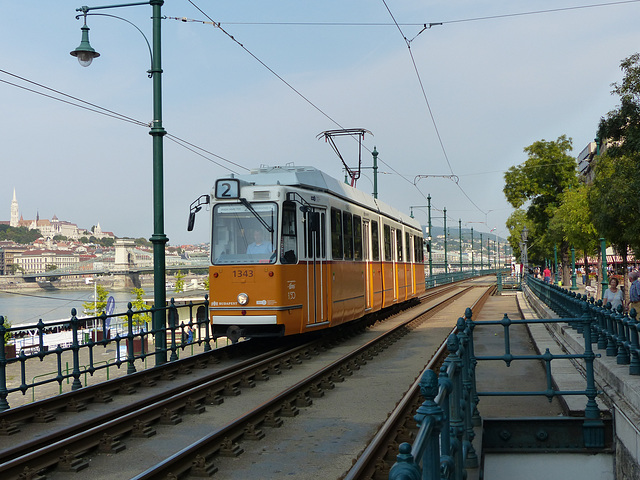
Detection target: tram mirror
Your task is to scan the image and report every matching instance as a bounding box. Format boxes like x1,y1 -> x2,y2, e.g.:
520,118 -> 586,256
187,212 -> 196,231
309,212 -> 320,232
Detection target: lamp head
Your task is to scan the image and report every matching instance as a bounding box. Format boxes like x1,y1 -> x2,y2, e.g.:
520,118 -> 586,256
70,23 -> 100,67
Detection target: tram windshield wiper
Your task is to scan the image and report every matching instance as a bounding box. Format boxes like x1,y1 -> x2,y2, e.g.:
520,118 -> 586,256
239,197 -> 274,233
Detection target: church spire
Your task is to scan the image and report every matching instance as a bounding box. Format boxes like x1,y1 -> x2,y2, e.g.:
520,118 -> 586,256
10,188 -> 19,227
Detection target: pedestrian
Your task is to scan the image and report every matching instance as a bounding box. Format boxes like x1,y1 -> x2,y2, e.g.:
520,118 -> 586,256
543,266 -> 551,284
186,324 -> 194,343
603,277 -> 624,311
628,271 -> 640,314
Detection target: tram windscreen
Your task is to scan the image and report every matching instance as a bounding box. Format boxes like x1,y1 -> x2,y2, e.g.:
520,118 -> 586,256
212,203 -> 277,264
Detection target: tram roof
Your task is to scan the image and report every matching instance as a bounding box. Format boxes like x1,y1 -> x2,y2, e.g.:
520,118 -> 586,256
234,165 -> 420,230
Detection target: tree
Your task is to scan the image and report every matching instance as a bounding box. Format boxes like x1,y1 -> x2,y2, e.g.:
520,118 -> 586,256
129,287 -> 151,331
174,271 -> 185,293
597,53 -> 640,158
548,184 -> 599,285
83,284 -> 109,317
504,135 -> 578,283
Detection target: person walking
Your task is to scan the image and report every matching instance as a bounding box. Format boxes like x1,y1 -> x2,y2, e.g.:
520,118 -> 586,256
543,266 -> 552,284
603,277 -> 624,311
628,271 -> 640,314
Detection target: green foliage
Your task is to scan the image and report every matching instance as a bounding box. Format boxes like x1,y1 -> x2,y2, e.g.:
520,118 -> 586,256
548,184 -> 598,254
2,317 -> 12,344
0,225 -> 41,244
83,284 -> 109,317
203,277 -> 209,290
53,235 -> 68,241
129,287 -> 151,329
597,53 -> 640,158
589,153 -> 640,255
503,135 -> 578,263
174,271 -> 185,293
134,237 -> 151,247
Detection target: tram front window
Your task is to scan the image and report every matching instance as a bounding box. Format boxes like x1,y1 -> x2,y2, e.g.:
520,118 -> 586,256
212,203 -> 277,264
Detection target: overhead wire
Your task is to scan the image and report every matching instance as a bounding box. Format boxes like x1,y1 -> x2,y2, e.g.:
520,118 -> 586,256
379,0 -> 487,215
0,69 -> 249,173
179,2 -> 430,203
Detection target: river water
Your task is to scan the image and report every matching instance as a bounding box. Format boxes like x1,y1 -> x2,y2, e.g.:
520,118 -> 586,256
0,288 -> 149,328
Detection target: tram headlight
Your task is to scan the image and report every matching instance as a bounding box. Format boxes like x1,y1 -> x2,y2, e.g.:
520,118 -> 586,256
237,293 -> 249,305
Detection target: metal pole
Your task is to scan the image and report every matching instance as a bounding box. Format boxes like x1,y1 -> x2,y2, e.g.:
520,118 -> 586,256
427,195 -> 433,278
571,246 -> 578,290
600,238 -> 608,299
480,233 -> 483,272
471,227 -> 474,274
150,0 -> 167,365
443,208 -> 448,274
372,147 -> 378,200
459,219 -> 462,273
554,244 -> 558,285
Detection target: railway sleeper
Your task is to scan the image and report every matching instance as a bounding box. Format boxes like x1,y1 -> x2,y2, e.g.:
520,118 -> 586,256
58,450 -> 89,473
218,437 -> 244,457
159,408 -> 182,425
131,419 -> 156,438
191,454 -> 218,477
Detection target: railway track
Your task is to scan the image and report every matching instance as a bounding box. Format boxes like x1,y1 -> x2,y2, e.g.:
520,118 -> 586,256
0,280 -> 494,479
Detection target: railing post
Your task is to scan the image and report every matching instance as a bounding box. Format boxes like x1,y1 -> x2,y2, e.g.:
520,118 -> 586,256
388,443 -> 421,480
70,308 -> 83,391
445,334 -> 465,480
415,369 -> 445,480
203,294 -> 211,352
628,308 -> 640,375
615,307 -> 630,365
0,317 -> 9,411
581,302 -> 604,448
605,305 -> 618,357
464,308 -> 481,426
126,302 -> 137,375
168,299 -> 179,362
456,317 -> 478,469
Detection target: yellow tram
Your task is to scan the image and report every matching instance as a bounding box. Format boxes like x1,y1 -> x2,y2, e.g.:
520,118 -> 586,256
189,165 -> 425,341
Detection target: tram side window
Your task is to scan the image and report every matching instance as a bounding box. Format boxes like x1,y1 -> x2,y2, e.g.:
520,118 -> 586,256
406,232 -> 411,262
281,201 -> 298,264
371,221 -> 380,261
353,215 -> 362,261
304,210 -> 326,259
396,229 -> 403,262
416,235 -> 424,262
331,208 -> 343,259
343,212 -> 353,260
383,224 -> 392,261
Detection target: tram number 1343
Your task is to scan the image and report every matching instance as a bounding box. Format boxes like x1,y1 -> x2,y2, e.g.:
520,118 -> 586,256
232,270 -> 254,278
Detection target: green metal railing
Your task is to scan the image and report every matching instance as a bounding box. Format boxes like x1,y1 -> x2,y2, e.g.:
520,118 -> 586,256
0,296 -> 209,411
425,268 -> 507,289
389,302 -> 605,480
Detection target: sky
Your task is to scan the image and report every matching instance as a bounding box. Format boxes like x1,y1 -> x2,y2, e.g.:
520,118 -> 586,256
1,1 -> 639,246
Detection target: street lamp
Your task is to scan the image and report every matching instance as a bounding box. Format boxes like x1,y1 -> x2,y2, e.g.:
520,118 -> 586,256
71,0 -> 168,365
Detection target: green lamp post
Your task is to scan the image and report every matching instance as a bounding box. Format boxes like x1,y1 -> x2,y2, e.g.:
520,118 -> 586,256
71,0 -> 168,365
458,219 -> 462,273
571,246 -> 578,290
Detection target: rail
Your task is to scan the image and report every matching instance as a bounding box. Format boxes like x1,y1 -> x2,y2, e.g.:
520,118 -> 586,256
0,296 -> 209,411
425,268 -> 507,289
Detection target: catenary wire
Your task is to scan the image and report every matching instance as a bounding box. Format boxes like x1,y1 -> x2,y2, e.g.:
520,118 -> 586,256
380,0 -> 486,215
179,2 -> 428,200
0,69 -> 251,173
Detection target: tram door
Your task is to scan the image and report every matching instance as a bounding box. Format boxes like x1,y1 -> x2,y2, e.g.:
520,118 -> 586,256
305,209 -> 327,325
391,228 -> 398,301
363,220 -> 372,310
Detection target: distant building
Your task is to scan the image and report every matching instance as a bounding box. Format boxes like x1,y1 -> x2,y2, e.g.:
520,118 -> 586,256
0,242 -> 28,275
577,141 -> 599,184
13,249 -> 79,275
5,190 -> 114,240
